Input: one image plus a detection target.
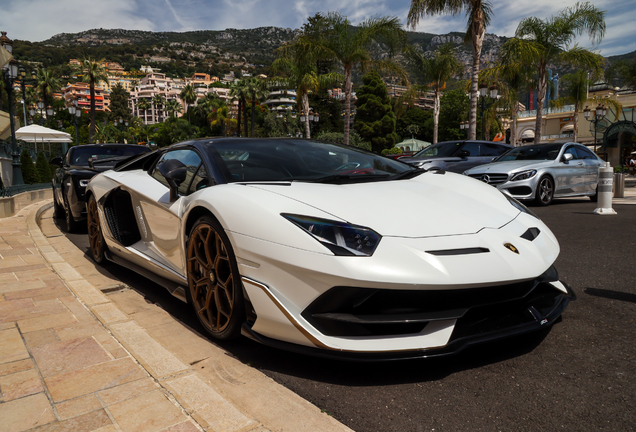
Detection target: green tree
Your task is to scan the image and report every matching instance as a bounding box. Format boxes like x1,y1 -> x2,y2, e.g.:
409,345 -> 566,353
315,131 -> 371,151
108,83 -> 131,122
405,43 -> 463,144
606,54 -> 636,89
272,44 -> 342,139
152,94 -> 166,122
136,99 -> 151,124
155,117 -> 199,146
35,151 -> 51,183
500,1 -> 605,144
286,12 -> 407,145
35,68 -> 61,109
354,70 -> 398,153
180,84 -> 197,123
438,89 -> 470,142
396,108 -> 433,143
165,99 -> 183,118
408,0 -> 493,141
74,58 -> 109,143
244,77 -> 269,137
19,149 -> 37,184
229,79 -> 249,137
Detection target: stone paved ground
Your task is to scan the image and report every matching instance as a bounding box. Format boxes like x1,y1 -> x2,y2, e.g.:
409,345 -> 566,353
0,201 -> 352,432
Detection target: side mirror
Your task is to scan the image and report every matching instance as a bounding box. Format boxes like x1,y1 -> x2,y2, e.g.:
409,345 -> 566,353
562,153 -> 574,163
158,159 -> 188,202
459,150 -> 470,158
50,157 -> 63,166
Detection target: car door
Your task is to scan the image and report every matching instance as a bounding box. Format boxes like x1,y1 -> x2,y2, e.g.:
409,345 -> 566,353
122,148 -> 204,275
449,142 -> 482,173
576,146 -> 603,193
556,145 -> 584,194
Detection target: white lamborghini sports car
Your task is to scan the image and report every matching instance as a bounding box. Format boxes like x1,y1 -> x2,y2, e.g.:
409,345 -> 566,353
86,138 -> 574,360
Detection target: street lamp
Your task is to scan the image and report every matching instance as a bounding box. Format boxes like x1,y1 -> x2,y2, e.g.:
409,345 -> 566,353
1,31 -> 24,186
300,110 -> 319,138
479,82 -> 498,141
118,117 -> 128,143
37,100 -> 45,124
460,121 -> 469,138
17,66 -> 37,127
583,104 -> 607,152
68,103 -> 81,146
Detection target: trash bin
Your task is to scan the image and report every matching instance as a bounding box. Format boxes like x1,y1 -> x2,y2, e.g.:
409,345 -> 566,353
614,173 -> 625,198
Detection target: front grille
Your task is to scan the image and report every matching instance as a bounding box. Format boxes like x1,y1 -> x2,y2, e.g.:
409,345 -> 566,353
468,173 -> 509,185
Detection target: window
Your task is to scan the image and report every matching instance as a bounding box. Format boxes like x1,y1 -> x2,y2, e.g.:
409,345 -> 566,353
152,149 -> 202,196
461,142 -> 480,156
481,143 -> 505,157
576,147 -> 597,160
564,146 -> 579,160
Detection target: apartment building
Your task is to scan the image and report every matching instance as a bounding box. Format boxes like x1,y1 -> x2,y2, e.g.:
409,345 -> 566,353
61,82 -> 110,112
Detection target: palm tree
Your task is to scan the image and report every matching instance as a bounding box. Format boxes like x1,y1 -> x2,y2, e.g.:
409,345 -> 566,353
165,99 -> 183,119
152,94 -> 166,123
137,99 -> 151,124
74,58 -> 109,143
500,1 -> 605,144
408,0 -> 493,141
180,84 -> 197,123
405,44 -> 463,144
244,77 -> 269,137
35,68 -> 61,109
285,12 -> 407,145
229,79 -> 249,137
271,52 -> 342,139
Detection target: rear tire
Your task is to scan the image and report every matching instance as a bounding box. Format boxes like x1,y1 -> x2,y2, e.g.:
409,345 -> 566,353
534,176 -> 554,206
186,216 -> 245,340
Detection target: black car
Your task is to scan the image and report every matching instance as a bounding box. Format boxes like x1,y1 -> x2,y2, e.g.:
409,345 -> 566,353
51,144 -> 151,231
399,140 -> 513,173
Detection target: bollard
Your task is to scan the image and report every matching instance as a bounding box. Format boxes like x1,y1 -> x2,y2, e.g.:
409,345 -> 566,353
594,162 -> 617,215
614,172 -> 625,198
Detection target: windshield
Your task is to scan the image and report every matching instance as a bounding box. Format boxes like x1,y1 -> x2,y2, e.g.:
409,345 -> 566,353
412,141 -> 463,158
70,146 -> 150,166
207,139 -> 416,183
497,144 -> 563,161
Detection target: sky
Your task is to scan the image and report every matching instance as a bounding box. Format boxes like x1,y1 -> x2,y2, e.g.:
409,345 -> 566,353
0,0 -> 634,57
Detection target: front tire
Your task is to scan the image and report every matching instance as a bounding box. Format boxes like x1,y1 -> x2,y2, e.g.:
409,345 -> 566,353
186,216 -> 244,340
534,176 -> 554,206
63,195 -> 79,232
52,187 -> 64,218
589,185 -> 599,202
87,195 -> 107,264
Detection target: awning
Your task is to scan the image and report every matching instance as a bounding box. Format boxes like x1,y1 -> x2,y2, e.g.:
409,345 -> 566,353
560,123 -> 574,133
520,129 -> 535,139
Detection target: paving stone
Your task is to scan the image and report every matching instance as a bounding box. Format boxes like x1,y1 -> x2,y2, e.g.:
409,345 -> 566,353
54,322 -> 111,343
45,357 -> 147,402
31,337 -> 112,378
0,327 -> 30,364
17,310 -> 79,333
0,367 -> 44,401
110,321 -> 189,379
55,394 -> 103,420
91,303 -> 130,324
97,377 -> 158,406
146,321 -> 220,367
66,280 -> 110,305
59,295 -> 96,322
23,328 -> 61,349
107,390 -> 187,432
4,285 -> 70,302
51,262 -> 84,282
0,392 -> 55,432
157,421 -> 201,432
0,358 -> 33,377
31,409 -> 112,432
165,373 -> 256,432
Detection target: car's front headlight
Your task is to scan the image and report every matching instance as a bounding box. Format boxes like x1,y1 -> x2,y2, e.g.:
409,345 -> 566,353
510,169 -> 537,182
282,214 -> 381,256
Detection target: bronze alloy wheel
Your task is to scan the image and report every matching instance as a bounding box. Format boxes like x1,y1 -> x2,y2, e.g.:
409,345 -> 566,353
187,216 -> 244,340
87,195 -> 107,264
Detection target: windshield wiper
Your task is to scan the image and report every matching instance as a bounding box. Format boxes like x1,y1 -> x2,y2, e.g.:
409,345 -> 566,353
300,174 -> 391,184
391,168 -> 426,180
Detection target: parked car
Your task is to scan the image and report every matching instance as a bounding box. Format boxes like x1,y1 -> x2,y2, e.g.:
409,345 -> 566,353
399,140 -> 513,173
463,142 -> 603,206
85,137 -> 573,360
51,144 -> 151,232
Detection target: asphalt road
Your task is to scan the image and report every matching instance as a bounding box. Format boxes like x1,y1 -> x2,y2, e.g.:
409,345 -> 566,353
60,198 -> 636,432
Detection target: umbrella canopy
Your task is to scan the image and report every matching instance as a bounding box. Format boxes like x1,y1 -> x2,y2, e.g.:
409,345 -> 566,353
395,137 -> 431,153
15,124 -> 72,143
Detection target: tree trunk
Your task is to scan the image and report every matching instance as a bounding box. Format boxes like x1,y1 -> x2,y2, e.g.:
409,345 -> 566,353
243,97 -> 248,138
469,15 -> 485,141
433,89 -> 440,144
237,99 -> 242,137
534,65 -> 547,145
343,66 -> 352,146
511,103 -> 519,146
573,101 -> 579,142
89,82 -> 96,144
251,92 -> 255,137
302,91 -> 310,139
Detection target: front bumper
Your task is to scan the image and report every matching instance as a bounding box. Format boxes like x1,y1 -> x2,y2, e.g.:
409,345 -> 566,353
468,173 -> 539,201
242,280 -> 575,361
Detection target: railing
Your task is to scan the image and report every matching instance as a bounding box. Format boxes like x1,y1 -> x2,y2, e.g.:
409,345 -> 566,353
541,133 -> 574,141
518,105 -> 576,118
0,183 -> 50,198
